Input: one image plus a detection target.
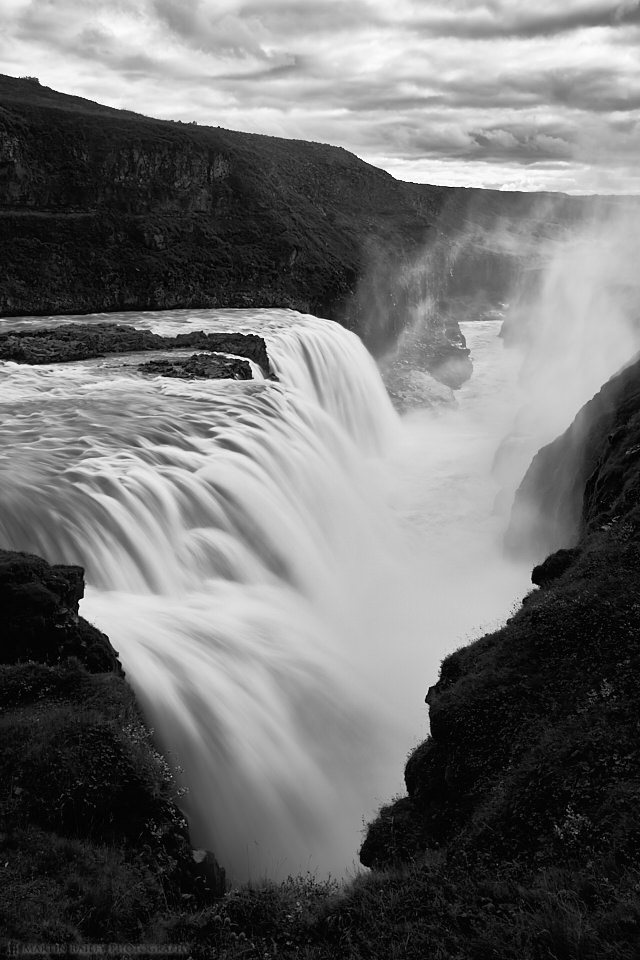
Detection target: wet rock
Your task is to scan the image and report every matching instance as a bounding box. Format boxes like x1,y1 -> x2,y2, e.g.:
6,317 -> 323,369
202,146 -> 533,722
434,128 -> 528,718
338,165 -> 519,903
138,352 -> 253,380
0,323 -> 274,377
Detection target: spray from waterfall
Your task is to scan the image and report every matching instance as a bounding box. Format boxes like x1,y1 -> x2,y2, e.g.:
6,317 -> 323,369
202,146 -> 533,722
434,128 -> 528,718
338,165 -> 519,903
496,202 -> 640,552
0,305 -> 556,880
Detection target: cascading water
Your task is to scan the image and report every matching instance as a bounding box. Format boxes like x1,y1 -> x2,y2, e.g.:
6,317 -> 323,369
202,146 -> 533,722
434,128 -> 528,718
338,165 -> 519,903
0,308 -> 533,881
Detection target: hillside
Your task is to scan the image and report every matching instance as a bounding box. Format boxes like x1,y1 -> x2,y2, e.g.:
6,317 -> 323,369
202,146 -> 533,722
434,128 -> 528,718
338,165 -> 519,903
0,74 -> 444,327
0,74 -> 588,376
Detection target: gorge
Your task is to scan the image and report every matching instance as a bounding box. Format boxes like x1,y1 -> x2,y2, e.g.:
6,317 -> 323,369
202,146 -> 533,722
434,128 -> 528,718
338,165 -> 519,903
3,75 -> 640,959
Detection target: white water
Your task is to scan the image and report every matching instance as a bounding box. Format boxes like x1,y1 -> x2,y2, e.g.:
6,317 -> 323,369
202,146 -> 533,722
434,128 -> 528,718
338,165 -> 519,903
0,309 -> 532,881
497,206 -> 640,504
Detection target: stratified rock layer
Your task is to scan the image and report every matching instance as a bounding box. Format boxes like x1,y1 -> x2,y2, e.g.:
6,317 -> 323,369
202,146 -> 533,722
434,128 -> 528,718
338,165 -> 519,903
0,74 -> 592,384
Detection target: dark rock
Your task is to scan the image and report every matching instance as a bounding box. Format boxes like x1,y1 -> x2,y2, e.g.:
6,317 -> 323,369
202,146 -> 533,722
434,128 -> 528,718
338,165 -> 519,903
361,355 -> 640,872
359,796 -> 430,869
0,323 -> 274,377
0,548 -> 121,674
0,546 -> 227,941
507,352 -> 640,560
382,324 -> 473,396
174,332 -> 271,376
138,352 -> 253,380
191,848 -> 227,899
531,547 -> 581,586
0,74 -> 597,371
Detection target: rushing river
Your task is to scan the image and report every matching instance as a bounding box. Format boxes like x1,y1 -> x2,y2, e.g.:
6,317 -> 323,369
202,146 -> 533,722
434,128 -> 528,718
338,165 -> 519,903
0,309 -> 539,880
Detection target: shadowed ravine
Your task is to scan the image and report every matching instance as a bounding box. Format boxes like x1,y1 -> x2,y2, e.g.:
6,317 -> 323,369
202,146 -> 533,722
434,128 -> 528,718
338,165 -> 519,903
0,310 -> 538,881
4,222 -> 640,881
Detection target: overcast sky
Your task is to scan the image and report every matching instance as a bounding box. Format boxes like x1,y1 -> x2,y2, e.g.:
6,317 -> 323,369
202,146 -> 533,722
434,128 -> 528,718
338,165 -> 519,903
3,0 -> 640,193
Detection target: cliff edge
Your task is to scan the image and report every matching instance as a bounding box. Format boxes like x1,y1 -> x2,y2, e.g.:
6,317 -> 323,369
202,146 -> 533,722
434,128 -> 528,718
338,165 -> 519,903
0,549 -> 225,949
0,74 -> 587,385
347,353 -> 640,958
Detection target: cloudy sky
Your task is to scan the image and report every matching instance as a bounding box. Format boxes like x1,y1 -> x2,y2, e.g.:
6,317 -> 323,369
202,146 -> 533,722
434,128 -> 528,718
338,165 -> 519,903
2,0 -> 640,193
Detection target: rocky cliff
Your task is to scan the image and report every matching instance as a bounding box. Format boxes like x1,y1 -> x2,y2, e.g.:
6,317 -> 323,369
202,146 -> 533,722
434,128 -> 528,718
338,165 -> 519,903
0,75 -> 444,325
0,74 -> 589,385
346,352 -> 640,958
507,352 -> 640,559
0,549 -> 225,949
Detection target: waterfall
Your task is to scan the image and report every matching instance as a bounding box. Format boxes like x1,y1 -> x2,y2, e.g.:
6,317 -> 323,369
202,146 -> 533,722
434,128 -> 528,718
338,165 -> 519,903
0,310 -> 531,880
0,313 -> 412,879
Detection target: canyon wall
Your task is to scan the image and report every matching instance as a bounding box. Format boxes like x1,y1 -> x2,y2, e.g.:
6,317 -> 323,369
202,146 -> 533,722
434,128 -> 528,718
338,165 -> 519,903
0,74 -> 586,379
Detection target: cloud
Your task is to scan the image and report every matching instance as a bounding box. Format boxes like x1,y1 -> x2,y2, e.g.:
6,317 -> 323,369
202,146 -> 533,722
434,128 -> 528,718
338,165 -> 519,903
2,0 -> 640,193
238,0 -> 380,34
407,0 -> 640,40
152,0 -> 274,59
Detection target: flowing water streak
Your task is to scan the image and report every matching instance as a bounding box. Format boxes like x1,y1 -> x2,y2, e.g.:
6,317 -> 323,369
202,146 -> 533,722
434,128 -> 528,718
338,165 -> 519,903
0,312 -> 412,879
0,310 -> 535,880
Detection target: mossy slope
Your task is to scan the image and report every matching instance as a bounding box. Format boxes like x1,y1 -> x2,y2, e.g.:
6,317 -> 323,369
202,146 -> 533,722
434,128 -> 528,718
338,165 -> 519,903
0,550 -> 224,951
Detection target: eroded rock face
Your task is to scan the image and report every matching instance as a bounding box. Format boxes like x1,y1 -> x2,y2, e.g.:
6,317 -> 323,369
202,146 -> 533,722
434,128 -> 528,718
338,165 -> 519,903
0,74 -> 589,371
362,532 -> 640,871
0,549 -> 121,674
361,355 -> 640,873
506,353 -> 640,560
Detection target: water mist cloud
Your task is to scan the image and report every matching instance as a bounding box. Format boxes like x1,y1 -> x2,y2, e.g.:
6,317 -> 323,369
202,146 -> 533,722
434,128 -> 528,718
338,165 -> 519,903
497,200 -> 640,518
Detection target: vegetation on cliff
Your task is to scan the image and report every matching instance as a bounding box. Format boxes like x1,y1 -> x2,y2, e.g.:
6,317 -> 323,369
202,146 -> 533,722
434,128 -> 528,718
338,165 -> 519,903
0,73 -> 587,383
0,550 -> 225,952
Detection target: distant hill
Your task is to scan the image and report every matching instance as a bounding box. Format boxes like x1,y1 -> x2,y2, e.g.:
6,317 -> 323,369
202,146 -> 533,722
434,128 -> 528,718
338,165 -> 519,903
0,73 -> 588,359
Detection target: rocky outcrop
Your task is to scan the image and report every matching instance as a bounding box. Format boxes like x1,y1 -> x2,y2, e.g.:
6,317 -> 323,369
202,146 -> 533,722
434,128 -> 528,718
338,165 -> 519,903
361,353 -> 640,880
0,549 -> 226,947
138,353 -> 253,380
0,548 -> 121,673
0,322 -> 273,377
382,324 -> 472,406
507,352 -> 640,560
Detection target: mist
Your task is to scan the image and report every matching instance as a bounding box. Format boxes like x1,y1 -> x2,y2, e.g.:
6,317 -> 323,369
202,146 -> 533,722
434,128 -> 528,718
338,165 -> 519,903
496,200 -> 640,547
4,202 -> 640,884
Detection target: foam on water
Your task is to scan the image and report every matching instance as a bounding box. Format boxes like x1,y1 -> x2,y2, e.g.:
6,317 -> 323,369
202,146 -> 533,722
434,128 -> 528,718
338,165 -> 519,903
0,309 -> 531,879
